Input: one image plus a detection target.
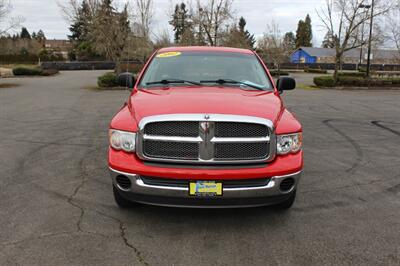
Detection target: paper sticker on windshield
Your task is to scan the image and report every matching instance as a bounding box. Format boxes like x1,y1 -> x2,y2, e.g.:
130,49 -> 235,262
157,52 -> 181,58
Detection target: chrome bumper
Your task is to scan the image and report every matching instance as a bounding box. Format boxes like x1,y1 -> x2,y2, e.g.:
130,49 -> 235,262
109,168 -> 301,208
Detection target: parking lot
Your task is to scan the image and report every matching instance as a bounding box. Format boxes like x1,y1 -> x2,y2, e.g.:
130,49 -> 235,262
1,71 -> 399,265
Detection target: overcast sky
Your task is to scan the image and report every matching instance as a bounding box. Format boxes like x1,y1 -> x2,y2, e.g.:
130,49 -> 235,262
10,0 -> 326,45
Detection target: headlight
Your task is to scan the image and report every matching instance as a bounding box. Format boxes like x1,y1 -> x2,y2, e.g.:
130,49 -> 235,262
109,129 -> 136,152
277,133 -> 302,155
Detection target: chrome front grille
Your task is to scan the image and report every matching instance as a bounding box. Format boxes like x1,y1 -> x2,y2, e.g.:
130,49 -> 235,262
136,114 -> 276,165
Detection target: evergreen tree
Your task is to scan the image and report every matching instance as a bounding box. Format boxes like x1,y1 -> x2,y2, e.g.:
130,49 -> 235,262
304,15 -> 313,46
295,14 -> 312,48
20,27 -> 31,39
170,3 -> 190,44
36,30 -> 46,41
68,0 -> 92,42
283,32 -> 296,52
321,31 -> 336,48
238,17 -> 256,49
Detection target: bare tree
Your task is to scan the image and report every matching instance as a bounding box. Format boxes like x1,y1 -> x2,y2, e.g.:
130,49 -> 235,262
192,0 -> 234,46
258,21 -> 289,74
153,29 -> 173,49
132,0 -> 154,40
0,0 -> 24,35
386,1 -> 400,61
317,0 -> 392,82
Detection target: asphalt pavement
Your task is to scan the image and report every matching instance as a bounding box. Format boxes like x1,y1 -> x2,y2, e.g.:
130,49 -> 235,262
0,71 -> 399,265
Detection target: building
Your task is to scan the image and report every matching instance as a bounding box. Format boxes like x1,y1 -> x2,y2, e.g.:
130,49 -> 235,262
291,47 -> 400,65
44,39 -> 74,59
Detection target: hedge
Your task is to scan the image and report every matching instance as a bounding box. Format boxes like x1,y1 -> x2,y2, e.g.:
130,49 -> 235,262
12,66 -> 59,76
338,76 -> 400,87
305,68 -> 328,74
269,70 -> 289,77
98,72 -> 118,87
41,69 -> 60,76
313,76 -> 335,87
338,72 -> 367,78
314,75 -> 400,87
13,67 -> 43,76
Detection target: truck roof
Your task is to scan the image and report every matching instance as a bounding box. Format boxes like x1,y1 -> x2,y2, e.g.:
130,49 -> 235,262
157,46 -> 254,55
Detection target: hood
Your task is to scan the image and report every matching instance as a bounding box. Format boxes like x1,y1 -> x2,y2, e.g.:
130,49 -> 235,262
129,86 -> 283,126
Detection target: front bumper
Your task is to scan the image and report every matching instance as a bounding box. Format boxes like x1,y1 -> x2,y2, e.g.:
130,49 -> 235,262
110,168 -> 302,208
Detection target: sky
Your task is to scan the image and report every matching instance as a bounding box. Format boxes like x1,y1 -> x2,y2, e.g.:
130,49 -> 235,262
9,0 -> 326,46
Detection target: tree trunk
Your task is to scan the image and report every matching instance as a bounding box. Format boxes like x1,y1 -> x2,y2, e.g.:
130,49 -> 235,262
333,53 -> 342,85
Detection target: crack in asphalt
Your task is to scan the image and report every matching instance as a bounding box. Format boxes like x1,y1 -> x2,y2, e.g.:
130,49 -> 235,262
119,222 -> 150,266
91,209 -> 150,266
62,143 -> 149,265
4,120 -> 149,264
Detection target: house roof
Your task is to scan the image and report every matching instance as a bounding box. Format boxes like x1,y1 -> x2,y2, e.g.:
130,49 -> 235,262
298,47 -> 399,60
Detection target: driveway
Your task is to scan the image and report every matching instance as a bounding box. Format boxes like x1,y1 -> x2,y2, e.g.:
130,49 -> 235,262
0,71 -> 399,265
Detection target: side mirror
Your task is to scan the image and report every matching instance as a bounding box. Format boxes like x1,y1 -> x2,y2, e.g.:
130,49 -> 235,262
118,72 -> 135,89
277,77 -> 296,93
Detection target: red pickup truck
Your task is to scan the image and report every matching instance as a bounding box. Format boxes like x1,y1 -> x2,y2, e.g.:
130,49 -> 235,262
108,46 -> 303,209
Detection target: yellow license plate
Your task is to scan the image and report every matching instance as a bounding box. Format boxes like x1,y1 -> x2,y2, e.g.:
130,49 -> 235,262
189,181 -> 223,197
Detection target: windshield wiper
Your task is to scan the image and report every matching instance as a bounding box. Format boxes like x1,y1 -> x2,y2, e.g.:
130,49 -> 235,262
146,79 -> 201,86
200,79 -> 265,90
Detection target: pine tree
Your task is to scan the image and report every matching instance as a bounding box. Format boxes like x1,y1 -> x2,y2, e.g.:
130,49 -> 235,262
20,27 -> 31,39
322,31 -> 336,48
304,14 -> 313,46
68,0 -> 92,42
295,14 -> 312,48
283,32 -> 296,52
238,17 -> 256,49
36,30 -> 46,41
170,3 -> 190,44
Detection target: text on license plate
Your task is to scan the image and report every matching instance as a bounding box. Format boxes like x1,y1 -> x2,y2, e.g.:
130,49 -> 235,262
189,181 -> 223,196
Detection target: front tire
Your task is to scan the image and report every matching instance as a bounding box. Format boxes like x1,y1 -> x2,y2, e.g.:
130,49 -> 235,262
113,185 -> 138,208
274,190 -> 296,210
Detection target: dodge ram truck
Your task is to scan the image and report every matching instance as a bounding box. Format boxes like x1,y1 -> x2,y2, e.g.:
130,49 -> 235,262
108,46 -> 303,209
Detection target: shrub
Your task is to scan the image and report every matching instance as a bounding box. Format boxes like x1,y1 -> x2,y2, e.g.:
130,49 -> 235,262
338,72 -> 367,78
337,76 -> 400,87
12,67 -> 42,76
269,70 -> 289,77
98,72 -> 118,87
305,68 -> 328,74
118,62 -> 144,74
391,78 -> 400,85
313,76 -> 335,87
41,69 -> 59,76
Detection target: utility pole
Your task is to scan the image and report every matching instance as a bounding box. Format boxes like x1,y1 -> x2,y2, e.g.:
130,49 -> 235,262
358,4 -> 371,68
366,0 -> 375,77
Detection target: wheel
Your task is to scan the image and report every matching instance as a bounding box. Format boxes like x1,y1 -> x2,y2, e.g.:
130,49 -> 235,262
274,190 -> 297,210
113,185 -> 137,208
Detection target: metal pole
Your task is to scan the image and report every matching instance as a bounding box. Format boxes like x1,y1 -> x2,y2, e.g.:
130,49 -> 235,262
366,0 -> 375,77
359,22 -> 365,66
359,15 -> 366,66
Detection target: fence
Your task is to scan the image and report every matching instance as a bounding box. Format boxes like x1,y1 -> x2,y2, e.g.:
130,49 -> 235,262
265,63 -> 400,72
39,61 -> 400,72
41,60 -> 143,71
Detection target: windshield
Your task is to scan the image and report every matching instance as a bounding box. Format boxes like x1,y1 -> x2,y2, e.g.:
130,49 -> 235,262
138,51 -> 273,90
